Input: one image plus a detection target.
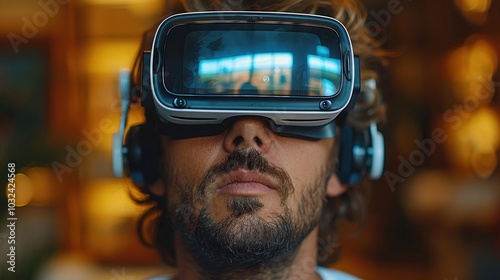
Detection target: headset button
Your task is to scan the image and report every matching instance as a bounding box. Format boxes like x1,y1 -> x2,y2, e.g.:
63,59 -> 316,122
319,100 -> 332,110
173,98 -> 187,108
343,51 -> 352,81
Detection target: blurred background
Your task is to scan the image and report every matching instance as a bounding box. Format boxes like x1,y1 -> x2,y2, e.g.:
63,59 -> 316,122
0,0 -> 499,279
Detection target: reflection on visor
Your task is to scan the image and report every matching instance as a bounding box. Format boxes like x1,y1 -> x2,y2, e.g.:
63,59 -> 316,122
172,28 -> 342,97
197,52 -> 294,94
196,52 -> 340,96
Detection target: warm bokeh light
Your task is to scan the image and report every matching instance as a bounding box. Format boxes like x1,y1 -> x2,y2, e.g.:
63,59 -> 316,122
81,179 -> 148,258
7,173 -> 34,207
84,41 -> 139,74
82,179 -> 142,218
5,168 -> 62,207
447,36 -> 497,102
454,0 -> 491,12
444,34 -> 499,178
28,167 -> 63,205
453,0 -> 492,24
2,1 -> 500,279
83,0 -> 165,16
471,148 -> 498,178
445,107 -> 500,177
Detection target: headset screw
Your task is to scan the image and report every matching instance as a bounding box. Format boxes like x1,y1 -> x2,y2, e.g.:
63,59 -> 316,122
173,98 -> 187,108
319,100 -> 332,110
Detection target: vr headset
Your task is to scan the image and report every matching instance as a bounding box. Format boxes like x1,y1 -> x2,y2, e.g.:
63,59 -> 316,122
113,11 -> 384,187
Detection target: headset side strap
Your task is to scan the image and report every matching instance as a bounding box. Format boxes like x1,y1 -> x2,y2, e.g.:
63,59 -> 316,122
112,69 -> 131,177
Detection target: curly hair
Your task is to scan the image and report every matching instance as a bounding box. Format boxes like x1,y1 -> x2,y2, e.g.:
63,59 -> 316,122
134,0 -> 386,267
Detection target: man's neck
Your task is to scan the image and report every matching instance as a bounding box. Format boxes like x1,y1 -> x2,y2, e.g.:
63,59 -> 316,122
174,229 -> 322,280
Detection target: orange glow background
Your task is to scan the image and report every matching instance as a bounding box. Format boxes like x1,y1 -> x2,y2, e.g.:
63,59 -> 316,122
1,1 -> 499,279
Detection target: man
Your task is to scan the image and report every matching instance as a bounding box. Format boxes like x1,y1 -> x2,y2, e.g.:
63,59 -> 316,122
113,0 -> 386,279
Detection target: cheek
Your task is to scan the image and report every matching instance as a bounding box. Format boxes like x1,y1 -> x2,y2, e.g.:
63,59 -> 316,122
161,138 -> 223,215
272,138 -> 334,215
161,136 -> 224,187
274,138 -> 334,188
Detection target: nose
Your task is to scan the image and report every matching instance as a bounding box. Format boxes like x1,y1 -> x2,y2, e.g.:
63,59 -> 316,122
223,117 -> 273,153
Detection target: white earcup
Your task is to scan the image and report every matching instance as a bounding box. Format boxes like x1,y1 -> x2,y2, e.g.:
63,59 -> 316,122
369,123 -> 384,179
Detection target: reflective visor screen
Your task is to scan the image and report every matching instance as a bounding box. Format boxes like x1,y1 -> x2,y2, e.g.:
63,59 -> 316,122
163,23 -> 342,97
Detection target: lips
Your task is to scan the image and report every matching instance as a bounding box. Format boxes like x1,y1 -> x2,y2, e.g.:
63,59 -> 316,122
197,149 -> 294,201
215,169 -> 279,196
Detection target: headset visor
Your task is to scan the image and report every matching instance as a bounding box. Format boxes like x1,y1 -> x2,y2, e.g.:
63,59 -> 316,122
165,23 -> 342,97
146,12 -> 359,138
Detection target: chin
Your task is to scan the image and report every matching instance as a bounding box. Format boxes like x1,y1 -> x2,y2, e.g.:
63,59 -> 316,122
208,195 -> 287,221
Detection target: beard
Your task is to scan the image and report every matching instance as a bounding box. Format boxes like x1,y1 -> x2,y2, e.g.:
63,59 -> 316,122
165,149 -> 328,277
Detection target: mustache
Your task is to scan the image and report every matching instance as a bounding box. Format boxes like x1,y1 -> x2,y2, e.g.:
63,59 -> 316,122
199,149 -> 294,201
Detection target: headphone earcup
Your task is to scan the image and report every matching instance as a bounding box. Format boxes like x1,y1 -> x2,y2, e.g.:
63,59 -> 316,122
337,123 -> 385,185
337,124 -> 364,185
124,124 -> 160,188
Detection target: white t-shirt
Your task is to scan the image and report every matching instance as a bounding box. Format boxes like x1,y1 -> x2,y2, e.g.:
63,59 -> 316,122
146,266 -> 360,280
317,266 -> 360,280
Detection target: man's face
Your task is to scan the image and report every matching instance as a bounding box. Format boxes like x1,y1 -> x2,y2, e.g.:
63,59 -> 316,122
159,118 -> 337,269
